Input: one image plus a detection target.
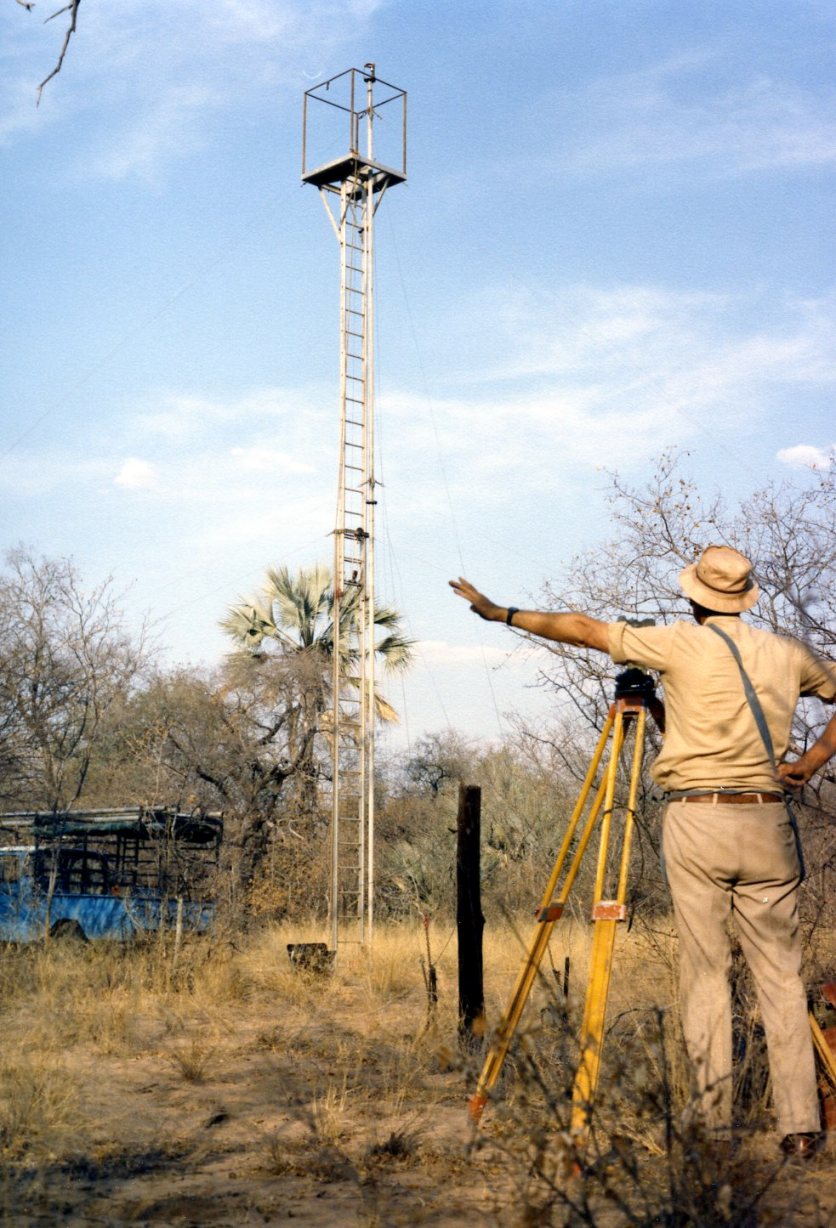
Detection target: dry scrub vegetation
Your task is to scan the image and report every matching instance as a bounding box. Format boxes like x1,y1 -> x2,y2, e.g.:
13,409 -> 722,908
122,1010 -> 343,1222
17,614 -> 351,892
0,920 -> 832,1226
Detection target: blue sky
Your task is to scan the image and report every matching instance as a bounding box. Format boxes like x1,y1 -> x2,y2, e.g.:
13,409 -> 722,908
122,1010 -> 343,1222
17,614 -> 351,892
2,0 -> 834,752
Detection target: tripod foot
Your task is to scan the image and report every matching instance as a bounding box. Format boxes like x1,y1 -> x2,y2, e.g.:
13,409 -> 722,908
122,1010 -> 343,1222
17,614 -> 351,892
468,1092 -> 488,1123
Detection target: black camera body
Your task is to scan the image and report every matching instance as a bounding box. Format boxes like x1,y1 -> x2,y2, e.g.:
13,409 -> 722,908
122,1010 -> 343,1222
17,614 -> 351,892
614,667 -> 657,703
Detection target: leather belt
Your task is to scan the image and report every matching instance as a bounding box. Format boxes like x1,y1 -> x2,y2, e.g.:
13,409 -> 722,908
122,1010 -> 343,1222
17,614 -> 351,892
680,792 -> 783,805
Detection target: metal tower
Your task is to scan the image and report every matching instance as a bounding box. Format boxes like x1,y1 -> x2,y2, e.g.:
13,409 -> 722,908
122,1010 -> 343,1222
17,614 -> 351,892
302,66 -> 407,952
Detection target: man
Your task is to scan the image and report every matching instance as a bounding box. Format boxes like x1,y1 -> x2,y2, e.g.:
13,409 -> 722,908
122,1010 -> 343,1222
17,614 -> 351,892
450,546 -> 836,1158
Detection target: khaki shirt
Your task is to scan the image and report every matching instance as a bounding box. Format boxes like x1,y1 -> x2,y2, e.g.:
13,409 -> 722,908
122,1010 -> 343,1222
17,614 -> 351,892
607,616 -> 836,792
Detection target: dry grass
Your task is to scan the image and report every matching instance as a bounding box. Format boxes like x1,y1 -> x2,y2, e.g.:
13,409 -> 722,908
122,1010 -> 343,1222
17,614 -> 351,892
0,920 -> 831,1226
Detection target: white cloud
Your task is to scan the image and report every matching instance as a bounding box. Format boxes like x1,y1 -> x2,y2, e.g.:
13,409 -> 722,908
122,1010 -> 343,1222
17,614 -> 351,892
115,458 -> 157,489
776,444 -> 835,470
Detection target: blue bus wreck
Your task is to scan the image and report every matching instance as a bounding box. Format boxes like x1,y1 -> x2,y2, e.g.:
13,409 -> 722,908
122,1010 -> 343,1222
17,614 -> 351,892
0,808 -> 223,943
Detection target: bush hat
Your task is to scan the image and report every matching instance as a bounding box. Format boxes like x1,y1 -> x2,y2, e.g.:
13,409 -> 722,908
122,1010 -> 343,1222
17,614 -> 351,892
679,545 -> 760,613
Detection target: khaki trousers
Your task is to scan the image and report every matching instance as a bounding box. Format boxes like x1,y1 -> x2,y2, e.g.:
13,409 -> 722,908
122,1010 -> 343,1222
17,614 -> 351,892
663,800 -> 819,1135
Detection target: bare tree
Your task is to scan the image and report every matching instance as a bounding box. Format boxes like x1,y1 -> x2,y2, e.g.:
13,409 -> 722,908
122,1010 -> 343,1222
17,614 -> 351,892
0,547 -> 146,811
529,452 -> 834,729
521,451 -> 835,927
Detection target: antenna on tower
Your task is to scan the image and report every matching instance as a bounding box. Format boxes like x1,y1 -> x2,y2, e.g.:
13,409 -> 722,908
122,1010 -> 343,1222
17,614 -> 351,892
302,68 -> 407,956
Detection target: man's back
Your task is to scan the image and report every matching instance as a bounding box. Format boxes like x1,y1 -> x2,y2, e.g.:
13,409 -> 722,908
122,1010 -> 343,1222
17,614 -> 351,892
608,616 -> 835,791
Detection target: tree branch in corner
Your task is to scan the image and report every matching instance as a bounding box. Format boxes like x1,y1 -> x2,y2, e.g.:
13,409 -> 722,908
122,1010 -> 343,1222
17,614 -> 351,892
36,0 -> 82,104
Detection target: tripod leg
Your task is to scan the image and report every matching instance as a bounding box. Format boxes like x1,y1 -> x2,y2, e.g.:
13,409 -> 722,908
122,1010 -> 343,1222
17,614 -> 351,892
469,714 -> 616,1123
572,918 -> 618,1135
571,707 -> 646,1140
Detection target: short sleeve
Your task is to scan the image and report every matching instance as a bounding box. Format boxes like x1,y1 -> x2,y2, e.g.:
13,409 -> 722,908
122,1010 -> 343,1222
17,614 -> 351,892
797,645 -> 836,701
608,621 -> 678,672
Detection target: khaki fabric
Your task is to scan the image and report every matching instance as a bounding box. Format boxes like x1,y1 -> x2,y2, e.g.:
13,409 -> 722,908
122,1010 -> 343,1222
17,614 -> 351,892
663,800 -> 819,1135
608,616 -> 836,792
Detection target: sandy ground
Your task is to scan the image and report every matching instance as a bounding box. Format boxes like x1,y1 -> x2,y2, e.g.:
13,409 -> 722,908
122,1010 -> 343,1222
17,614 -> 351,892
1,931 -> 833,1227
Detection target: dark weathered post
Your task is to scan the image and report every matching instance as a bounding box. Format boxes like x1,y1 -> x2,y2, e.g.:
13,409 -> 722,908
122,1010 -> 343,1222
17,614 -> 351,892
457,783 -> 484,1049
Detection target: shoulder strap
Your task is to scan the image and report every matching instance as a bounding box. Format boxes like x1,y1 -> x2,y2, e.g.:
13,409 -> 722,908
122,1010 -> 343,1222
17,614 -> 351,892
707,623 -> 805,879
707,623 -> 775,766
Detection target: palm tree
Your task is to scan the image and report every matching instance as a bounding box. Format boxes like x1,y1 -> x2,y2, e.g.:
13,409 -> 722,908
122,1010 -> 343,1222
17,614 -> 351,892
221,564 -> 413,809
221,563 -> 412,696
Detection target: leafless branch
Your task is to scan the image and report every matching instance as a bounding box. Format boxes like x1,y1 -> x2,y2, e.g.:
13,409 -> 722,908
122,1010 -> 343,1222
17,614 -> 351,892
36,0 -> 81,104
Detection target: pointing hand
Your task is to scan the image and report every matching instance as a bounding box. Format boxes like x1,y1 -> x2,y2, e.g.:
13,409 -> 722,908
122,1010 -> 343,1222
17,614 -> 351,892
449,577 -> 504,623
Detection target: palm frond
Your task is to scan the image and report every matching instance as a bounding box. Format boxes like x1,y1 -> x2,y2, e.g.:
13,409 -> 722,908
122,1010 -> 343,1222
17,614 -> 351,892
265,564 -> 332,644
372,603 -> 404,630
219,601 -> 278,649
374,692 -> 399,723
375,632 -> 415,671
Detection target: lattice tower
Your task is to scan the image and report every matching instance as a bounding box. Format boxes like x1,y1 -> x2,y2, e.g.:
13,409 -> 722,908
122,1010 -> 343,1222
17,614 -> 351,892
302,66 -> 407,951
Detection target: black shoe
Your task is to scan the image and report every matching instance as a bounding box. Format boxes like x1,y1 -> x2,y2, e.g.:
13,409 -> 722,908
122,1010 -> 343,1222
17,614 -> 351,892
779,1132 -> 825,1160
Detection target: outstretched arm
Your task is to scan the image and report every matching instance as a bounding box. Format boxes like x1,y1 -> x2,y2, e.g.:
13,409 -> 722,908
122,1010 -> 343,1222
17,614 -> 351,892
778,707 -> 836,787
448,577 -> 610,654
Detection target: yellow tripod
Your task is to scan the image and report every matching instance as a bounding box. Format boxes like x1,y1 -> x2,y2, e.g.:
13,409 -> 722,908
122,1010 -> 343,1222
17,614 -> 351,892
469,668 -> 657,1139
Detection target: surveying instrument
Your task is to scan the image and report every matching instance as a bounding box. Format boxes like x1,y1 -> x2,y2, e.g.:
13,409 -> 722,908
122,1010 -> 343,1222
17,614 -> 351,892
469,666 -> 660,1138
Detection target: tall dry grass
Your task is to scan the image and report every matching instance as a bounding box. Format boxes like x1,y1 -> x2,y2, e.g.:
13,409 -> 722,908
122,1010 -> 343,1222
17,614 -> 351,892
0,918 -> 831,1226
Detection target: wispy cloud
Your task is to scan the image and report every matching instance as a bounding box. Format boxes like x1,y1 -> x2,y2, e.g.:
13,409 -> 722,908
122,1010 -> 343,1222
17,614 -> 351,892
136,389 -> 296,439
553,53 -> 836,177
381,283 -> 836,504
415,639 -> 514,668
1,0 -> 387,177
230,446 -> 316,475
1,381 -> 336,564
8,284 -> 834,537
90,85 -> 217,184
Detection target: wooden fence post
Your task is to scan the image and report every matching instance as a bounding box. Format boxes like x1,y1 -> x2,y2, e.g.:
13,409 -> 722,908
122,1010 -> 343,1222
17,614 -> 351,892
457,783 -> 484,1049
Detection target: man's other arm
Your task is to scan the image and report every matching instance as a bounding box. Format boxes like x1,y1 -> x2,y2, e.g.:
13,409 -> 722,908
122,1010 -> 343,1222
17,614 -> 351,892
448,577 -> 610,653
778,706 -> 836,787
